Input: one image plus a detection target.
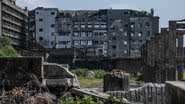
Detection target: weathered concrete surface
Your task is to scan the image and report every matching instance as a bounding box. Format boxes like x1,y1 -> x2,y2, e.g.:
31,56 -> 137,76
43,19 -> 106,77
166,81 -> 185,104
107,83 -> 165,104
0,57 -> 43,88
42,62 -> 80,96
104,71 -> 130,92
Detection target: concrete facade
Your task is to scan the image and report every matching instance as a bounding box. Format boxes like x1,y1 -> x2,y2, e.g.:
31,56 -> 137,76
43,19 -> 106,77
166,81 -> 185,104
142,19 -> 185,83
0,0 -> 28,49
29,8 -> 159,58
29,7 -> 58,48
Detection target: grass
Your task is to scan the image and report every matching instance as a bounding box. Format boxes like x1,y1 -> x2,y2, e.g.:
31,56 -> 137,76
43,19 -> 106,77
78,76 -> 103,88
183,70 -> 185,80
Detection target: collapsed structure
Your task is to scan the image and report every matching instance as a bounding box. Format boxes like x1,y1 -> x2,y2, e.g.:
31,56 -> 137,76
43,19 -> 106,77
142,19 -> 185,83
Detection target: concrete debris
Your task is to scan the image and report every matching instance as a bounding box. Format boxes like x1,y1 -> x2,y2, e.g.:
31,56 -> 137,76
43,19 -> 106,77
0,81 -> 57,104
85,71 -> 95,78
106,83 -> 165,104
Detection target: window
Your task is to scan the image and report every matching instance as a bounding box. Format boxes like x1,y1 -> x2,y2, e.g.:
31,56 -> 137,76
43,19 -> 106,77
51,24 -> 55,28
131,22 -> 135,28
101,25 -> 107,28
124,32 -> 127,36
36,12 -> 39,14
146,22 -> 150,27
124,24 -> 129,28
99,32 -> 104,36
39,18 -> 43,22
74,41 -> 79,46
81,32 -> 86,37
51,12 -> 55,15
74,32 -> 79,37
94,24 -> 100,28
87,32 -> 93,37
138,24 -> 143,27
124,12 -> 129,15
39,37 -> 43,41
81,41 -> 87,46
147,31 -> 151,36
39,28 -> 43,32
112,54 -> 117,57
87,41 -> 93,45
94,32 -> 99,36
88,25 -> 92,28
94,41 -> 98,45
74,25 -> 78,28
112,45 -> 117,49
81,24 -> 85,28
58,41 -> 67,45
131,32 -> 135,37
51,41 -> 54,45
138,32 -> 142,37
112,37 -> 117,41
120,28 -> 123,32
123,41 -> 127,45
124,50 -> 128,54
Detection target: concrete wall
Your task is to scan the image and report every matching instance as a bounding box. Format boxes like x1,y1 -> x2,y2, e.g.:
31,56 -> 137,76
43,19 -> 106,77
166,81 -> 185,104
0,57 -> 43,87
35,8 -> 58,48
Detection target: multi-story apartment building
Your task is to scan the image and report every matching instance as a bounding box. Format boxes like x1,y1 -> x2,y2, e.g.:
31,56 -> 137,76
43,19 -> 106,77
29,7 -> 58,48
29,8 -> 159,58
0,0 -> 28,49
107,9 -> 159,58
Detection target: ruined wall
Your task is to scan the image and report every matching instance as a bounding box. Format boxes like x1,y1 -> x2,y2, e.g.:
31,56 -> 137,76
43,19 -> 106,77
0,57 -> 43,87
166,81 -> 185,104
104,72 -> 130,92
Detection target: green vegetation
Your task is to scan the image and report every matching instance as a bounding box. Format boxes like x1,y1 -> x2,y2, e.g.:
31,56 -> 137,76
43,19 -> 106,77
71,69 -> 105,79
58,96 -> 126,104
78,77 -> 103,88
0,36 -> 18,57
58,96 -> 104,104
130,73 -> 144,85
183,70 -> 185,80
70,69 -> 105,88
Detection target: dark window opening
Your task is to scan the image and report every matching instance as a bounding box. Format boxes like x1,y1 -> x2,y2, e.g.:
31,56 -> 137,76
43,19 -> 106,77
39,37 -> 43,41
51,24 -> 55,28
51,12 -> 55,15
39,18 -> 43,22
39,28 -> 43,32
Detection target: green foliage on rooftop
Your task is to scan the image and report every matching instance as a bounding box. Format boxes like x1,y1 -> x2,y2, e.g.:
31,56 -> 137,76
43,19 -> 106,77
0,36 -> 18,57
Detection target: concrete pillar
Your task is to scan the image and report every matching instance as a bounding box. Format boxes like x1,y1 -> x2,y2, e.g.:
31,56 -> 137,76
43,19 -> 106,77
104,72 -> 130,92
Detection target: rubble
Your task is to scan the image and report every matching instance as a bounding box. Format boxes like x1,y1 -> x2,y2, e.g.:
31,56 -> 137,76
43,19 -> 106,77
0,81 -> 57,104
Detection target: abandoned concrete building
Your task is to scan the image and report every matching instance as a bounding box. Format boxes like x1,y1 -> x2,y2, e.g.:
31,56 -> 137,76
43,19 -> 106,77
0,0 -> 28,49
29,8 -> 159,59
141,19 -> 185,83
28,7 -> 58,48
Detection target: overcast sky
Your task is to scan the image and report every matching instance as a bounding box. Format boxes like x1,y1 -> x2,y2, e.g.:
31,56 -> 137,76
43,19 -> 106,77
17,0 -> 185,27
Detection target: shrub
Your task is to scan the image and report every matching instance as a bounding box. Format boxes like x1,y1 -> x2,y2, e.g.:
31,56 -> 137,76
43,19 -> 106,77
0,46 -> 18,57
0,36 -> 11,47
94,70 -> 105,79
0,36 -> 18,57
58,96 -> 104,104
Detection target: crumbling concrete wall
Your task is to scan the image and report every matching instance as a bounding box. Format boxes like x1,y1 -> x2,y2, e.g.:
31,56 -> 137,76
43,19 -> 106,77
104,71 -> 129,92
42,62 -> 80,96
166,81 -> 185,104
0,57 -> 43,88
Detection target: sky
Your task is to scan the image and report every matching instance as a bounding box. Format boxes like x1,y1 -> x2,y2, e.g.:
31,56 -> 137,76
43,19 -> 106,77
17,0 -> 185,27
